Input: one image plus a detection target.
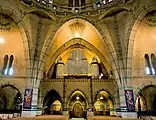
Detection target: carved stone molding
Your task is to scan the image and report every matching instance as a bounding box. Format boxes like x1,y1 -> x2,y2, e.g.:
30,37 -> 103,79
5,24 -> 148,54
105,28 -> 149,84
0,15 -> 11,31
146,11 -> 156,27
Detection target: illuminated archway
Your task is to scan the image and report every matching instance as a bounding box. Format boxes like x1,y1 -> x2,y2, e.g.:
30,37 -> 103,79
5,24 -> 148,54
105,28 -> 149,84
44,19 -> 112,77
48,38 -> 110,77
94,90 -> 114,116
43,90 -> 62,115
136,85 -> 156,111
68,90 -> 88,118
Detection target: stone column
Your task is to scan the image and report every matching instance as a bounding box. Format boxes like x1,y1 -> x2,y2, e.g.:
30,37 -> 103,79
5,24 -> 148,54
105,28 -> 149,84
22,86 -> 39,117
37,88 -> 43,115
22,59 -> 44,117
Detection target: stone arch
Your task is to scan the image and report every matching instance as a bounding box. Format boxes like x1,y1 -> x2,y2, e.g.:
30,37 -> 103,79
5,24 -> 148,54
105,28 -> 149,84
67,89 -> 89,108
0,84 -> 22,111
93,89 -> 114,115
41,17 -> 119,85
0,6 -> 30,77
43,89 -> 62,102
94,89 -> 114,103
127,3 -> 156,84
135,85 -> 156,111
67,89 -> 88,118
0,84 -> 20,93
47,38 -> 111,77
43,89 -> 63,114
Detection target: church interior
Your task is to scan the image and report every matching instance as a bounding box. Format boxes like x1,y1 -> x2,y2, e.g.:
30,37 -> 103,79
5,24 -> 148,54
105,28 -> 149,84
0,0 -> 156,120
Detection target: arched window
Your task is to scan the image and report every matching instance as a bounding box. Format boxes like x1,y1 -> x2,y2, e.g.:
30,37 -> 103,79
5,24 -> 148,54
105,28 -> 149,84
151,54 -> 156,75
144,54 -> 152,75
1,55 -> 8,75
7,55 -> 14,75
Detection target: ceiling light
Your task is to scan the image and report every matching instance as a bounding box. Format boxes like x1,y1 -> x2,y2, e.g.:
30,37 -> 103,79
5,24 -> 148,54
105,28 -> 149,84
49,0 -> 53,4
74,8 -> 79,13
96,2 -> 101,8
100,96 -> 103,100
103,0 -> 106,4
0,37 -> 4,44
75,32 -> 80,38
76,96 -> 80,100
53,5 -> 57,10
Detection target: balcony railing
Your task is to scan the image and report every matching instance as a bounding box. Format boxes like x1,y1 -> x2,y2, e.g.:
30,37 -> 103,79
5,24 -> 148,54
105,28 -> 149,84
43,78 -> 114,82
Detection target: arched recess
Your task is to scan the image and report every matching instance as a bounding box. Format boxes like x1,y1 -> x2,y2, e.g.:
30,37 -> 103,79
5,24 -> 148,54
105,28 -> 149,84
128,4 -> 156,84
67,90 -> 88,118
135,85 -> 156,111
47,38 -> 111,77
43,90 -> 62,115
94,90 -> 114,116
41,18 -> 116,79
0,8 -> 30,77
0,84 -> 22,113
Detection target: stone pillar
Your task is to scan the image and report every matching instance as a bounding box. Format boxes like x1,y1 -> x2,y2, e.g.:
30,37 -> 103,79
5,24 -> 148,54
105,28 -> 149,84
116,87 -> 137,118
37,89 -> 43,115
56,57 -> 64,78
22,58 -> 44,117
91,56 -> 99,78
22,86 -> 39,117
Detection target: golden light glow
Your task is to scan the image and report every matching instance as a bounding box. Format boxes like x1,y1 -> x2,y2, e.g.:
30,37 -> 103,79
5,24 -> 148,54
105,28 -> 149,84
76,96 -> 80,100
69,22 -> 85,38
100,96 -> 103,100
75,32 -> 80,38
46,19 -> 112,74
0,36 -> 4,44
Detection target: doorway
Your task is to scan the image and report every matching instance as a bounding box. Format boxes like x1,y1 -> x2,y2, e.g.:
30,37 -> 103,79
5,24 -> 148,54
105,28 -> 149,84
43,90 -> 62,115
73,103 -> 83,118
68,90 -> 88,118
